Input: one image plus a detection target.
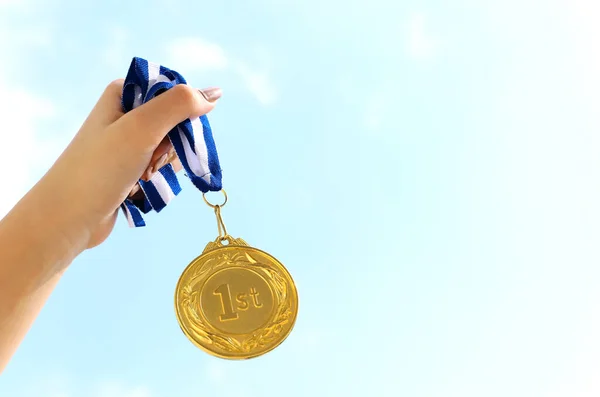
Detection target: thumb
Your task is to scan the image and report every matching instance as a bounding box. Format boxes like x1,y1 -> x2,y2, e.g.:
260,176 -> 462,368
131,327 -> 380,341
112,84 -> 221,151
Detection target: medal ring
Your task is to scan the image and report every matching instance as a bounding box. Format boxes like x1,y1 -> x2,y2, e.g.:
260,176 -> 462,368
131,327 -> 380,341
203,189 -> 228,208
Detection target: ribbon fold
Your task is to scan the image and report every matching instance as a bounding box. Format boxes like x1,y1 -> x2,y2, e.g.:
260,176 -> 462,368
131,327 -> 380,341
119,57 -> 222,227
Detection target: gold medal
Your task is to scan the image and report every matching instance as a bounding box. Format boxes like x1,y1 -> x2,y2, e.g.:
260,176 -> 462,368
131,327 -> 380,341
174,190 -> 298,359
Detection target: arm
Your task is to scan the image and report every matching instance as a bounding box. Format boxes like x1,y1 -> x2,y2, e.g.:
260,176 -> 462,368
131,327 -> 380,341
0,179 -> 82,373
0,80 -> 221,373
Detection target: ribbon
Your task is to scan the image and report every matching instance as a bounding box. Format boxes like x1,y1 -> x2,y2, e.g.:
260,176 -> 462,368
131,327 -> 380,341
119,57 -> 222,227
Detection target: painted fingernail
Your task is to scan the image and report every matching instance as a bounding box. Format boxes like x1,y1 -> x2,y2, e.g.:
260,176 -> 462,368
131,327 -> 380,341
198,87 -> 222,102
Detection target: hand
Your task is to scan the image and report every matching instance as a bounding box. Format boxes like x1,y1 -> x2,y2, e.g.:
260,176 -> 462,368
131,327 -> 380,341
0,79 -> 224,373
40,79 -> 221,251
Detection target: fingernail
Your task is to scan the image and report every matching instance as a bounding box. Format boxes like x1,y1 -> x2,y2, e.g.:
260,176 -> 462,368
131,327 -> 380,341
199,87 -> 222,102
128,183 -> 141,198
165,148 -> 178,165
154,152 -> 169,171
142,165 -> 154,181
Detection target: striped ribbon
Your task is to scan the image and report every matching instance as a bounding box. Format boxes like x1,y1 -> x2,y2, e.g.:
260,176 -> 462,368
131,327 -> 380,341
119,57 -> 222,227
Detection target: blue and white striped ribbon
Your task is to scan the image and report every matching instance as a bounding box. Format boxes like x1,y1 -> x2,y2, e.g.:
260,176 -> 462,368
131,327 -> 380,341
119,57 -> 222,227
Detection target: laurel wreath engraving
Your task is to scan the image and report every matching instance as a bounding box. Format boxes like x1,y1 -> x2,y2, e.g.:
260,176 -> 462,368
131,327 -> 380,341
178,239 -> 293,354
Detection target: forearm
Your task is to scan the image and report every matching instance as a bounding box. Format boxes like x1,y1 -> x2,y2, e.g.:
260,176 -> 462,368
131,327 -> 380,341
0,176 -> 88,373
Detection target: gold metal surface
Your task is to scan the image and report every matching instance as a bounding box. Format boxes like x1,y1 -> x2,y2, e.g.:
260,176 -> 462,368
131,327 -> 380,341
174,235 -> 298,359
202,189 -> 228,209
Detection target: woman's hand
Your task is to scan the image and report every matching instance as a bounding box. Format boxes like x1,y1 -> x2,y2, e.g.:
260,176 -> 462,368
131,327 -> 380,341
0,79 -> 221,373
43,79 -> 221,250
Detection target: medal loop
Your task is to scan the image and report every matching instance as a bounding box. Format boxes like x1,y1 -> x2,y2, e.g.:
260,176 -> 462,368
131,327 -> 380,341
203,189 -> 229,240
213,205 -> 228,239
202,189 -> 228,209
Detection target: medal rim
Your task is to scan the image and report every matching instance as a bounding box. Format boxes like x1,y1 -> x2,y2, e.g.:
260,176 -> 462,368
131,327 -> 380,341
174,243 -> 298,360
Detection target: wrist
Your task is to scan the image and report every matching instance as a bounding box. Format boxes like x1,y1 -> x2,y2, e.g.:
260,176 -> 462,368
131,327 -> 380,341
0,194 -> 79,297
8,175 -> 91,267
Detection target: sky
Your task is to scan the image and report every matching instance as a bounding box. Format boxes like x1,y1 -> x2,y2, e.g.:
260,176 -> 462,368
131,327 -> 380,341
1,0 -> 600,396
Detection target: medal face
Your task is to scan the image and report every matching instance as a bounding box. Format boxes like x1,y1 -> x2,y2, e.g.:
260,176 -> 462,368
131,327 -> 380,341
174,237 -> 298,359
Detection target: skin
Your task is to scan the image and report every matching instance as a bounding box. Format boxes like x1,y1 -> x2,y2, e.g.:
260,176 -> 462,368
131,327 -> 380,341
0,79 -> 221,374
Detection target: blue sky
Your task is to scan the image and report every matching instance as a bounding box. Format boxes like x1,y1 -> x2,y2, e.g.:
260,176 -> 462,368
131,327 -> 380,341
2,0 -> 600,396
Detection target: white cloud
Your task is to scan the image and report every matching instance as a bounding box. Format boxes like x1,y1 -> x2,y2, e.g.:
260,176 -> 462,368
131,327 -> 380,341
165,37 -> 277,106
405,12 -> 436,60
168,37 -> 229,72
103,27 -> 130,70
0,17 -> 57,218
335,74 -> 390,135
235,62 -> 278,106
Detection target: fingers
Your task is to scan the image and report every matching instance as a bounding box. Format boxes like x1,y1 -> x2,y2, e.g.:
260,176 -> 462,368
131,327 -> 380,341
139,137 -> 174,181
100,79 -> 126,116
128,183 -> 142,199
111,82 -> 219,200
112,84 -> 222,152
127,152 -> 183,199
93,79 -> 126,125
